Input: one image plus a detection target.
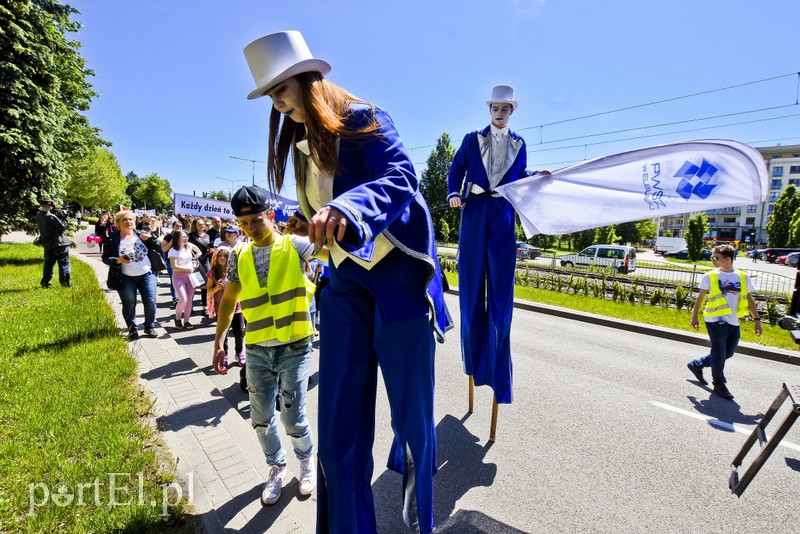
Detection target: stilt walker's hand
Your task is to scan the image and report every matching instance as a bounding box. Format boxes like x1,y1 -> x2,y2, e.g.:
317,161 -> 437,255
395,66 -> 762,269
308,206 -> 347,249
213,347 -> 228,375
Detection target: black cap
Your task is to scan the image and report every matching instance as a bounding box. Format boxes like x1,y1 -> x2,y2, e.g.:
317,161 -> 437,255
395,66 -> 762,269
40,199 -> 56,207
231,186 -> 269,216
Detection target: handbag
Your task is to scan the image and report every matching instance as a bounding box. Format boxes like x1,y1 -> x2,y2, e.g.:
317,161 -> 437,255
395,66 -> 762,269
148,247 -> 167,273
107,263 -> 123,290
188,271 -> 206,288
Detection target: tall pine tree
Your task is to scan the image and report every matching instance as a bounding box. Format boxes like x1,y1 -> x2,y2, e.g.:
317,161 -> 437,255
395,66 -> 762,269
419,133 -> 458,241
0,0 -> 102,235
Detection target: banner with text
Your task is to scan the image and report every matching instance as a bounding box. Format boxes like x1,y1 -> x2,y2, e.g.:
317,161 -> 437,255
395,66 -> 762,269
173,193 -> 234,218
495,139 -> 768,237
173,191 -> 301,221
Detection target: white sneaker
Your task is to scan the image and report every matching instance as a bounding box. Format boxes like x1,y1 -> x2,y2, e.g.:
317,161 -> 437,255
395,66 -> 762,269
299,456 -> 317,496
261,465 -> 286,506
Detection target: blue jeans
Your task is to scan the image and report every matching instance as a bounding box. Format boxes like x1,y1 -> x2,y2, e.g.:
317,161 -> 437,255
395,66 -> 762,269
691,321 -> 740,384
118,271 -> 157,330
246,337 -> 314,467
42,246 -> 71,286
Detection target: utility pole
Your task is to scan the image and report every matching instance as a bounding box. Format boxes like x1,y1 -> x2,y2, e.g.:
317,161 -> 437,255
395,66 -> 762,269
229,155 -> 265,186
215,176 -> 248,199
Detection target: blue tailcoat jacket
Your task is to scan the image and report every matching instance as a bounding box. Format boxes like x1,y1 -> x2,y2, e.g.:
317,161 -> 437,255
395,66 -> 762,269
295,103 -> 452,341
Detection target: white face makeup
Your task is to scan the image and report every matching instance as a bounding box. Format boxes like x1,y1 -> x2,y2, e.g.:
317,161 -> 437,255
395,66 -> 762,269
267,77 -> 307,123
490,103 -> 513,129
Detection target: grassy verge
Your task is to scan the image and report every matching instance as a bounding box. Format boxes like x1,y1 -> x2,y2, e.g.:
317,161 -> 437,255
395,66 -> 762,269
444,271 -> 797,351
0,244 -> 193,533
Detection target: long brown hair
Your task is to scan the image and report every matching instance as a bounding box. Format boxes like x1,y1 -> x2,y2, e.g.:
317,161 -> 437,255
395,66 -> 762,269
267,72 -> 380,194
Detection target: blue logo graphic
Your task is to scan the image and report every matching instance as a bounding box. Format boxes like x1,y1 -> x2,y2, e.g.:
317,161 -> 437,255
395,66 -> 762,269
675,160 -> 718,200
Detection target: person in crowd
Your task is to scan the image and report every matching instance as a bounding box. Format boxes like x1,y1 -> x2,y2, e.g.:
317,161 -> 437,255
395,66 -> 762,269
214,226 -> 243,250
207,247 -> 245,367
35,199 -> 72,288
447,84 -> 549,406
101,210 -> 161,340
212,186 -> 320,507
94,211 -> 115,253
189,217 -> 213,315
161,220 -> 185,309
208,216 -> 222,245
687,244 -> 762,400
243,31 -> 450,533
75,209 -> 82,227
167,230 -> 201,329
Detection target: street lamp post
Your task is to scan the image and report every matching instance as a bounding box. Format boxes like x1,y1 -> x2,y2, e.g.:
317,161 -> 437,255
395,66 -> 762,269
229,155 -> 265,186
215,176 -> 248,198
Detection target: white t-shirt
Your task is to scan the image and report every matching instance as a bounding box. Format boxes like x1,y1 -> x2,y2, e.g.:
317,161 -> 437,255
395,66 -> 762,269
119,235 -> 152,276
168,246 -> 193,271
699,268 -> 756,326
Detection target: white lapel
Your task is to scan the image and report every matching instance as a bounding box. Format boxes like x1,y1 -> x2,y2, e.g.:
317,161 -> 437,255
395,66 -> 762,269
499,136 -> 523,180
479,132 -> 492,177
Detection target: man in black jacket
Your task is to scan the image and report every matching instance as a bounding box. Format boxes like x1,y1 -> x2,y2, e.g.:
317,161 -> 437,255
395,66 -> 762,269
35,199 -> 72,288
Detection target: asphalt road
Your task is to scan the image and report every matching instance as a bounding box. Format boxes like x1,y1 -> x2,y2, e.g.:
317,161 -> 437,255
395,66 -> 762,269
156,278 -> 800,534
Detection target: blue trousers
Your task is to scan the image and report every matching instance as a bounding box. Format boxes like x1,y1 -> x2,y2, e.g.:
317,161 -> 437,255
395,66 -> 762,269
457,195 -> 517,404
690,321 -> 740,384
118,271 -> 157,330
316,250 -> 437,534
246,338 -> 314,466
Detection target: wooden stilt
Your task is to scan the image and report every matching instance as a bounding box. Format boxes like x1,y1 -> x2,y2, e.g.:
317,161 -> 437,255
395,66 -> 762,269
489,398 -> 499,442
468,376 -> 474,413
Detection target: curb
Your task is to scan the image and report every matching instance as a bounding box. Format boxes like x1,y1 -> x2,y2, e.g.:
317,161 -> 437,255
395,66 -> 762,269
447,287 -> 800,367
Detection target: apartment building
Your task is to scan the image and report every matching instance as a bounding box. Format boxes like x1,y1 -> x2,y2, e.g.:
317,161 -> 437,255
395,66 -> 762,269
655,144 -> 800,247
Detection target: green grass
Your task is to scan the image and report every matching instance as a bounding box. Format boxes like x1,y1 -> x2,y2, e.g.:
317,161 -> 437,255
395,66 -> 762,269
444,271 -> 797,351
0,244 -> 193,533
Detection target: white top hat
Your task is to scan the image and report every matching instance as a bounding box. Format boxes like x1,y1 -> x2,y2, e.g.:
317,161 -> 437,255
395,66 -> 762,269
244,31 -> 331,100
486,84 -> 518,110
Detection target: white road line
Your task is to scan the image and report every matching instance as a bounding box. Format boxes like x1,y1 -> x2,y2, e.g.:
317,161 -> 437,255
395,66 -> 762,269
650,401 -> 800,453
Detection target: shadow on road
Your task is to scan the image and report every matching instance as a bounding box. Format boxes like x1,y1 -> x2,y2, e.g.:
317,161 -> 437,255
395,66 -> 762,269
372,413 -> 514,532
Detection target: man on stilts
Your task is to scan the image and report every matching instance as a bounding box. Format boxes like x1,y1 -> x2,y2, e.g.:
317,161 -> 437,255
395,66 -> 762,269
448,85 -> 548,438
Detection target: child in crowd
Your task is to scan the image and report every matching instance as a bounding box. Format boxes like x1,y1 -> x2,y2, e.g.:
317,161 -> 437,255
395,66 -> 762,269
207,247 -> 245,367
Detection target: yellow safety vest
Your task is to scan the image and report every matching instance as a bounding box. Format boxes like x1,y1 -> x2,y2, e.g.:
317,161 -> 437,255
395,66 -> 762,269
236,236 -> 315,344
703,270 -> 749,319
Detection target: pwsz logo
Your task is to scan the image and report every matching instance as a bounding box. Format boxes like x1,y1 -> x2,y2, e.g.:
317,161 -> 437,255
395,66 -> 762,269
675,160 -> 718,200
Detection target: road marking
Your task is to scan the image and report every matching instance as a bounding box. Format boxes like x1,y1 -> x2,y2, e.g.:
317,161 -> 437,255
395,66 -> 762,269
650,401 -> 800,452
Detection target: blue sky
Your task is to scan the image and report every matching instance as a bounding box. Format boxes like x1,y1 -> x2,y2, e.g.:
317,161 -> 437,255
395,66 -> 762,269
70,0 -> 800,200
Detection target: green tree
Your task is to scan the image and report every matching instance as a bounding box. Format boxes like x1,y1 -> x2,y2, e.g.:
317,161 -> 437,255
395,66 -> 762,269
205,190 -> 231,201
132,173 -> 173,212
571,230 -> 595,251
419,133 -> 457,241
65,146 -> 127,210
616,219 -> 657,245
685,213 -> 708,261
0,0 -> 102,236
788,208 -> 800,247
766,184 -> 799,247
594,225 -> 619,245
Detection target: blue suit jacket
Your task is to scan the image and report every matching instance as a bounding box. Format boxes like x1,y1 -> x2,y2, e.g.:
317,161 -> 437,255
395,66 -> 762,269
295,103 -> 451,341
447,125 -> 528,200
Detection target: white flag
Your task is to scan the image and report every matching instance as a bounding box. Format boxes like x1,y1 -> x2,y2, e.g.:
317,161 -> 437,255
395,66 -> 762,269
495,139 -> 768,238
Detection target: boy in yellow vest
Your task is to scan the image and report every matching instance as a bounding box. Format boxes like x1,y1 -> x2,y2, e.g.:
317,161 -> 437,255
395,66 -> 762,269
212,186 -> 320,506
688,244 -> 762,400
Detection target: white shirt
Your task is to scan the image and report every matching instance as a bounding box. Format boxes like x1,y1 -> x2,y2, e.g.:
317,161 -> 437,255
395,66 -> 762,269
489,124 -> 510,189
168,246 -> 193,271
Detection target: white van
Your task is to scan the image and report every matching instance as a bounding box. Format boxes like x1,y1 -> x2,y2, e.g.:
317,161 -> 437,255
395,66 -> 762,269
560,245 -> 637,274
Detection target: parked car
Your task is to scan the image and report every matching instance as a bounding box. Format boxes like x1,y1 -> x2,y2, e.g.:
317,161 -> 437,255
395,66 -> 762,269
559,245 -> 636,274
764,248 -> 800,263
776,255 -> 789,265
662,248 -> 712,260
516,242 -> 542,260
788,252 -> 800,267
